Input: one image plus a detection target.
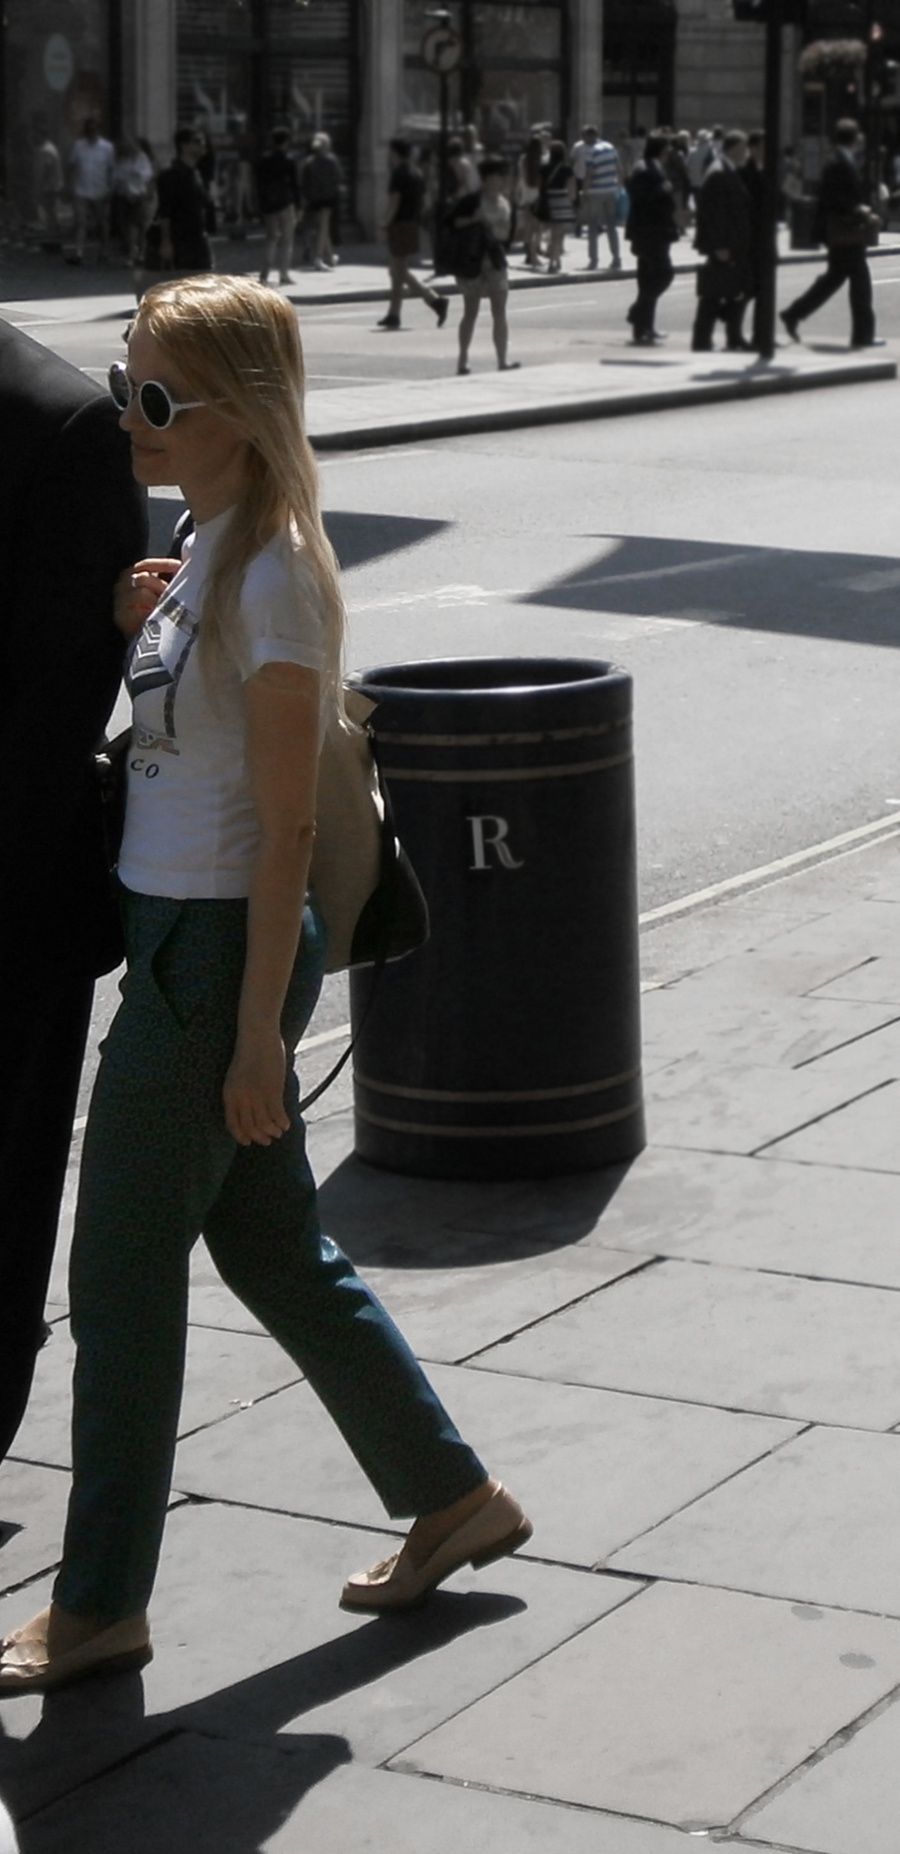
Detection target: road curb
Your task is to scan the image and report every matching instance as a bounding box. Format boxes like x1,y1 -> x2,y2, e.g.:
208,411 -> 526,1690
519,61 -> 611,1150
308,356 -> 896,451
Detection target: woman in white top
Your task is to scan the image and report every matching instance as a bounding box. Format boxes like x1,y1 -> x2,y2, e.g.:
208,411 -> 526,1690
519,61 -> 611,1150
451,156 -> 520,375
0,275 -> 530,1696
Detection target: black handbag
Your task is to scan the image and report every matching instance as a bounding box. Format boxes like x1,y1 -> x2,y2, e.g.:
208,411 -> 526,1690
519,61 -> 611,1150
93,727 -> 131,874
697,256 -> 747,301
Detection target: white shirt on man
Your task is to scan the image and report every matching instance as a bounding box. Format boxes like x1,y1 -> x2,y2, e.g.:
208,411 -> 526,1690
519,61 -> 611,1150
572,139 -> 619,192
69,135 -> 114,199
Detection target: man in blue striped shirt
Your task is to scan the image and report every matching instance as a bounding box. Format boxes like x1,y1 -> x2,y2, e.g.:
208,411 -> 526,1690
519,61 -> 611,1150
572,125 -> 622,270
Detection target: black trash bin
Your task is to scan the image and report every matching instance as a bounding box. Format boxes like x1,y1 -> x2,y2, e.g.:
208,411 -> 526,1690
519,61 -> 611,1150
349,657 -> 645,1181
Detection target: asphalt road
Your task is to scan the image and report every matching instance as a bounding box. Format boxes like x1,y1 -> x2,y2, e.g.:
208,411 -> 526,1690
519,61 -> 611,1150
6,255 -> 900,921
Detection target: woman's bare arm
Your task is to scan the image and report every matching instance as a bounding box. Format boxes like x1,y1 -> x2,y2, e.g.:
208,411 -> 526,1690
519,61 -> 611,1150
223,659 -> 321,1146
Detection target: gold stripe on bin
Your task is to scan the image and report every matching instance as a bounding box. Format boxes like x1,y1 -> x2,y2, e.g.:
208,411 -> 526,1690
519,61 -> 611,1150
381,749 -> 633,784
355,1101 -> 643,1139
354,1066 -> 641,1104
377,719 -> 630,749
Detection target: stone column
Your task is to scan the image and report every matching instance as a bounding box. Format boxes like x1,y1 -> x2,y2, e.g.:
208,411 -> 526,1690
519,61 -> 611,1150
569,0 -> 603,141
357,0 -> 403,238
125,0 -> 177,163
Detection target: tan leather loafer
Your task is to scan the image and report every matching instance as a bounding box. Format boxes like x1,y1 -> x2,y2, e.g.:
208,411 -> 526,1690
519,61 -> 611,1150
341,1484 -> 533,1612
0,1607 -> 152,1695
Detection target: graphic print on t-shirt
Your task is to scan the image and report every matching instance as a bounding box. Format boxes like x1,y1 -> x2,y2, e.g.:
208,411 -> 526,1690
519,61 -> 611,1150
127,591 -> 199,756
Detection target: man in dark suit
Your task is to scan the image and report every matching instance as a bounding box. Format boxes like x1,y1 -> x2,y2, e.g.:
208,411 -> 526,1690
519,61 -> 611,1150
691,129 -> 754,352
0,320 -> 147,1460
781,120 -> 882,349
625,131 -> 679,346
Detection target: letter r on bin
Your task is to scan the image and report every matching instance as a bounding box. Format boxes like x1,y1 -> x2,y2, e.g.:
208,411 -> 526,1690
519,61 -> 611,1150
467,815 -> 525,871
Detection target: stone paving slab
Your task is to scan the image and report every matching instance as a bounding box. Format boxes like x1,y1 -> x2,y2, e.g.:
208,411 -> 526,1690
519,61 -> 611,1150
9,1322 -> 302,1471
0,1462 -> 69,1596
0,1503 -> 635,1819
395,1581 -> 900,1830
644,1055 -> 887,1155
763,1075 -> 900,1171
574,1146 -> 900,1290
641,988 -> 898,1075
747,897 -> 900,963
812,955 -> 900,1003
743,1695 -> 900,1854
609,1426 -> 900,1618
354,1246 -> 649,1362
17,1744 -> 780,1854
801,1012 -> 900,1080
172,1364 -> 798,1567
473,1257 -> 900,1426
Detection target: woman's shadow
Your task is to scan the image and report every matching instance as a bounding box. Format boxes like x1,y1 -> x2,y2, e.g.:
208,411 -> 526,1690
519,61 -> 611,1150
1,1587 -> 524,1852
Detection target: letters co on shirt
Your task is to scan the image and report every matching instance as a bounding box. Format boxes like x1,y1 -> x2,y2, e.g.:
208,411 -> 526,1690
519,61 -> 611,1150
348,658 -> 645,1182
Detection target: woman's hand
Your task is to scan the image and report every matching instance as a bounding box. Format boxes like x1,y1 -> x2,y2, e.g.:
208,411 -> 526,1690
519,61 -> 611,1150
114,557 -> 182,636
223,1027 -> 290,1146
113,558 -> 181,636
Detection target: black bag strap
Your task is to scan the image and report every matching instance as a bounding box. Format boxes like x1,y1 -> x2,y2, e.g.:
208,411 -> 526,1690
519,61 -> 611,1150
296,961 -> 382,1113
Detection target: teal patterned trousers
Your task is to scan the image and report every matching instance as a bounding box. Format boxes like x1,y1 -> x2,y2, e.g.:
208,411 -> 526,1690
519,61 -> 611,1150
54,889 -> 485,1620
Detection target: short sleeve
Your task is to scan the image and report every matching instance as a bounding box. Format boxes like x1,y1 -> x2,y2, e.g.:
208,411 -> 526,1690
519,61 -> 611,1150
236,540 -> 327,682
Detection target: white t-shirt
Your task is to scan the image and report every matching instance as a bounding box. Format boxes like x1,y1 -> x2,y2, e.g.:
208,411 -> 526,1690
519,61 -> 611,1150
118,509 -> 327,900
69,135 -> 114,199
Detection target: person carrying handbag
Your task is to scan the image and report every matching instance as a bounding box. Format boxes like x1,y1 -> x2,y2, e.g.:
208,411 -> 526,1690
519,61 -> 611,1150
446,156 -> 520,374
537,140 -> 576,273
781,119 -> 884,350
0,274 -> 531,1697
691,128 -> 755,352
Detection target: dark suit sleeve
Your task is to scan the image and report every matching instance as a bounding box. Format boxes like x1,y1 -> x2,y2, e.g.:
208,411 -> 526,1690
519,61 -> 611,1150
815,155 -> 870,252
0,393 -> 148,971
695,169 -> 727,254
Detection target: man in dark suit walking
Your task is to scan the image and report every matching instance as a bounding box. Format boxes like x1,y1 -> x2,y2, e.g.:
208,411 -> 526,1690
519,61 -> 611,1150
0,321 -> 147,1461
691,129 -> 754,352
781,120 -> 882,349
624,132 -> 679,346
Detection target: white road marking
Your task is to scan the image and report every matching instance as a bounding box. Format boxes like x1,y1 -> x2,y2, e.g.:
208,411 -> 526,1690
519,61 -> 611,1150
640,812 -> 900,926
309,373 -> 384,384
300,1021 -> 351,1050
349,582 -> 521,612
568,550 -> 759,590
836,565 -> 900,592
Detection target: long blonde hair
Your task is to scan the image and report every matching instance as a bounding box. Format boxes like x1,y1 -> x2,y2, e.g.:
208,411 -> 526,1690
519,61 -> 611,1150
132,274 -> 345,709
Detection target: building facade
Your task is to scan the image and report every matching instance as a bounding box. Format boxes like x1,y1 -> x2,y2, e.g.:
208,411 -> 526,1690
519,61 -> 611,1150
2,2 -> 895,236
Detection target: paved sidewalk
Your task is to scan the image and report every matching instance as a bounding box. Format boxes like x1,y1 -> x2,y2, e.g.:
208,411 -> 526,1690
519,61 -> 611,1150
5,224 -> 900,307
4,822 -> 900,1850
306,348 -> 896,449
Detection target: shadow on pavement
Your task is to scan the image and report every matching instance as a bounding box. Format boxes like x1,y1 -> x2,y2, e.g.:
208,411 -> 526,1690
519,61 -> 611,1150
145,508 -> 450,576
3,1589 -> 524,1849
525,534 -> 900,647
324,511 -> 449,573
319,1154 -> 632,1269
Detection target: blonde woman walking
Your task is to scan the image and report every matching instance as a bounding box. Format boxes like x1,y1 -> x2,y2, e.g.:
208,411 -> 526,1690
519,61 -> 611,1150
0,275 -> 531,1696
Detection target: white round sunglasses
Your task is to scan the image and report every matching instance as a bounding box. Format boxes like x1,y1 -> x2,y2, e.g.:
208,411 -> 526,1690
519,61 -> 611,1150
108,360 -> 204,430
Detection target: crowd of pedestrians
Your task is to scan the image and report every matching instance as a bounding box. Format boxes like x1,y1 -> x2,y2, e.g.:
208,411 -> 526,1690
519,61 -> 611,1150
378,113 -> 887,364
27,115 -> 346,285
20,106 -> 893,362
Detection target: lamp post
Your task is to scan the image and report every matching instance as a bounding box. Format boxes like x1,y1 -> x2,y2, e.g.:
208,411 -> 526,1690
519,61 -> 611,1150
422,7 -> 463,268
757,0 -> 784,358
